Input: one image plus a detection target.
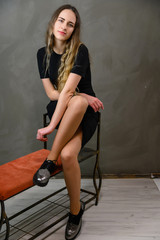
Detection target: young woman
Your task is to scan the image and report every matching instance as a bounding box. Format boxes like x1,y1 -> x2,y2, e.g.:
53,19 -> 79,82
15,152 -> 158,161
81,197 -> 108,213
33,4 -> 104,240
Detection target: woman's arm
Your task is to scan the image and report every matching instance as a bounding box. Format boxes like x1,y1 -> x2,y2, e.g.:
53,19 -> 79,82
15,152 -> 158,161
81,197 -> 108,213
79,93 -> 104,112
37,73 -> 81,141
48,73 -> 81,129
42,78 -> 60,100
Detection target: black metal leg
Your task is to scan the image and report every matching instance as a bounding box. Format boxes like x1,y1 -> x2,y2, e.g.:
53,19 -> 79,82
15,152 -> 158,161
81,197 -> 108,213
93,112 -> 102,205
43,113 -> 48,149
0,200 -> 3,231
0,201 -> 10,240
93,152 -> 102,206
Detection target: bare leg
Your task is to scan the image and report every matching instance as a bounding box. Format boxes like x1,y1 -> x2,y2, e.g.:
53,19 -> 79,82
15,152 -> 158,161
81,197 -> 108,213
47,96 -> 88,161
61,127 -> 82,215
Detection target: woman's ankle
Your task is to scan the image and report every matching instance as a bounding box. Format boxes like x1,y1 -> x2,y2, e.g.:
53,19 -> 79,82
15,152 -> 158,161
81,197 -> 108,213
70,201 -> 81,215
46,157 -> 58,165
68,202 -> 85,225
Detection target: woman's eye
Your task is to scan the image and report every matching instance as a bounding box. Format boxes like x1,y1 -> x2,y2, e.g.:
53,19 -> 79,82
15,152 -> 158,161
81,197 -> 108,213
58,19 -> 63,22
68,23 -> 74,28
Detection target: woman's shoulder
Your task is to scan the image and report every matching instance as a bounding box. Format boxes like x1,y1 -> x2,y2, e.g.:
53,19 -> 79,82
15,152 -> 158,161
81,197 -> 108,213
77,43 -> 89,58
37,46 -> 46,59
78,43 -> 88,52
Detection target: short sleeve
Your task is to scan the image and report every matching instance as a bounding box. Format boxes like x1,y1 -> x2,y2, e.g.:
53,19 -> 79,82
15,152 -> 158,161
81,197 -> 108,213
37,47 -> 49,79
71,44 -> 89,78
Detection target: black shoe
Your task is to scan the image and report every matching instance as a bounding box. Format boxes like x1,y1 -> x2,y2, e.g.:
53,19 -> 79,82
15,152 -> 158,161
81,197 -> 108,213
65,202 -> 85,240
33,159 -> 57,187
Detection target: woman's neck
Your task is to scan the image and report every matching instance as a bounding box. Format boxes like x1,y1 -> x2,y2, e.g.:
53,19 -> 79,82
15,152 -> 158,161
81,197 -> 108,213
53,40 -> 66,54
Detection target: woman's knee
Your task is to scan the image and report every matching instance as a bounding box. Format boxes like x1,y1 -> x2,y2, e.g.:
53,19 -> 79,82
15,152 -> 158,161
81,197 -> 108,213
61,148 -> 78,168
68,96 -> 88,112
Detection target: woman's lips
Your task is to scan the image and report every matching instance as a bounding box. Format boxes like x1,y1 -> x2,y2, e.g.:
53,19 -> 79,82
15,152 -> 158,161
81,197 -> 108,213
58,31 -> 66,35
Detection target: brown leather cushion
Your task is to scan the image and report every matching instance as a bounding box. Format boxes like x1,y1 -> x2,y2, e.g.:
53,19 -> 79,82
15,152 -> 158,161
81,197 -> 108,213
0,149 -> 62,201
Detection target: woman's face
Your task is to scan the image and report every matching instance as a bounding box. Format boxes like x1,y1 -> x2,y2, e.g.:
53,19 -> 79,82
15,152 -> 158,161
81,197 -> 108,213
53,9 -> 76,42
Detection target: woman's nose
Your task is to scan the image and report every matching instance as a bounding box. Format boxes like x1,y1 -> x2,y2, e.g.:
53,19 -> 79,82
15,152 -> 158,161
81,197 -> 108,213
61,22 -> 67,30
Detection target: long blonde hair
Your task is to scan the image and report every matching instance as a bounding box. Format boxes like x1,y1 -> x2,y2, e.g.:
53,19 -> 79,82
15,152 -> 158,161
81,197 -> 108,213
45,4 -> 81,92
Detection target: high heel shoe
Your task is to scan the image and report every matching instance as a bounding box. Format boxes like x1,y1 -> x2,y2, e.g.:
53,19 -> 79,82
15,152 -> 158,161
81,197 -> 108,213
65,202 -> 85,240
33,159 -> 57,187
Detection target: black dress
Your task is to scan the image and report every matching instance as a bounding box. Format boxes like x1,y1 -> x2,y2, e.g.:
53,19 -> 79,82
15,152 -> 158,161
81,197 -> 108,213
37,44 -> 98,147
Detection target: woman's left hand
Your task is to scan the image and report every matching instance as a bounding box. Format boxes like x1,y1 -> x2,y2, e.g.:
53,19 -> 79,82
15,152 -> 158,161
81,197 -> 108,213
79,93 -> 104,112
87,96 -> 104,112
36,125 -> 54,142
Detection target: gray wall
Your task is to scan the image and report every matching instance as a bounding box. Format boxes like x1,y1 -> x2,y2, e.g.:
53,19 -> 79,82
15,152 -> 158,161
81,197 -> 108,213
0,0 -> 160,176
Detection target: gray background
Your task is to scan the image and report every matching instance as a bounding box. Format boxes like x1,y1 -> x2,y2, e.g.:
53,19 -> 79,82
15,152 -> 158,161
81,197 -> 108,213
0,0 -> 160,176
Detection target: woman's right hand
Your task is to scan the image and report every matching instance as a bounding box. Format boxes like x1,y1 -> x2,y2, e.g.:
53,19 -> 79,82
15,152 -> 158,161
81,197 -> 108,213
36,125 -> 54,142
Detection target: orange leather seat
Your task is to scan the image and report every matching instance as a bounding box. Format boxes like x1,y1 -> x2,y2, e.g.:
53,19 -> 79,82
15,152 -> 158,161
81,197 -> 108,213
0,149 -> 62,201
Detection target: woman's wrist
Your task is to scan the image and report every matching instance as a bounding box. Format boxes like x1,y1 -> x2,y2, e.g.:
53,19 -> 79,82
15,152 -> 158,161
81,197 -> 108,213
47,123 -> 55,133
